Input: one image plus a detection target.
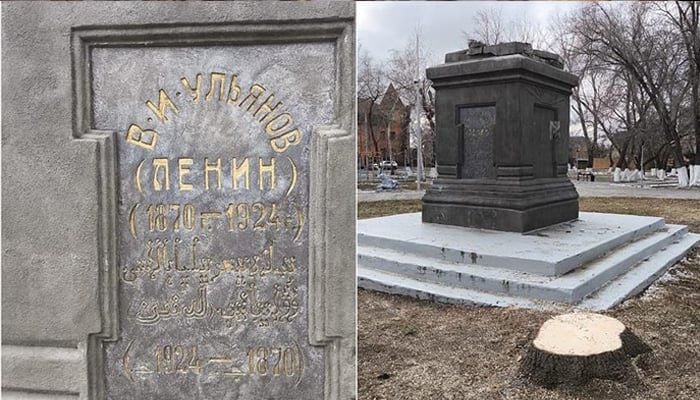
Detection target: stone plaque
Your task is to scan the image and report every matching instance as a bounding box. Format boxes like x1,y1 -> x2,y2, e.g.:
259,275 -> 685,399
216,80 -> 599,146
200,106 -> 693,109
102,49 -> 327,399
70,16 -> 355,399
0,3 -> 354,398
458,106 -> 496,179
533,105 -> 558,178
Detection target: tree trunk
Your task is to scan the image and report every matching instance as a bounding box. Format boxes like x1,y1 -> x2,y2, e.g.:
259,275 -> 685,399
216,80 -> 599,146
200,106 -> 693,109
520,313 -> 650,388
386,100 -> 398,164
616,137 -> 632,169
689,57 -> 700,185
367,106 -> 380,158
693,67 -> 700,167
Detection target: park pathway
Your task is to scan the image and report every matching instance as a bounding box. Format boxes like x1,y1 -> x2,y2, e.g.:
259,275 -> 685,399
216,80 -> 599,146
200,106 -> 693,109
358,181 -> 700,202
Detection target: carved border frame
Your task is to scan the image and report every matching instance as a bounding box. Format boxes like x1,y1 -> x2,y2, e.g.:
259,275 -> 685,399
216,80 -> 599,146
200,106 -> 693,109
71,19 -> 355,400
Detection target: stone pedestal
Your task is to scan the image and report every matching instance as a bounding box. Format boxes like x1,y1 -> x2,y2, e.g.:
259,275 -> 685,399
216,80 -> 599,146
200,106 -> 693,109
422,42 -> 580,232
357,212 -> 700,310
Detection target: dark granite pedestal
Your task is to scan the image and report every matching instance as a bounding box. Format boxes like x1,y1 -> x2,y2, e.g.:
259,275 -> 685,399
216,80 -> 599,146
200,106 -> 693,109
422,42 -> 580,232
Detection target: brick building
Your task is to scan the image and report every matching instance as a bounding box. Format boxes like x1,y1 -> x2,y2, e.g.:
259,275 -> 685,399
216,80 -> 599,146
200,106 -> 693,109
569,136 -> 589,168
357,84 -> 411,168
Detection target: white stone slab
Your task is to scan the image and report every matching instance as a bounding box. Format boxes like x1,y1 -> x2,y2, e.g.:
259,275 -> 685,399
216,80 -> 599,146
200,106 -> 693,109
359,233 -> 699,310
358,211 -> 699,310
359,268 -> 541,308
578,233 -> 700,310
358,212 -> 665,276
358,224 -> 688,304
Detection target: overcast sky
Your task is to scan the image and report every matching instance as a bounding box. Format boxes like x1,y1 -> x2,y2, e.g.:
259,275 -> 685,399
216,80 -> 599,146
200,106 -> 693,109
358,1 -> 587,67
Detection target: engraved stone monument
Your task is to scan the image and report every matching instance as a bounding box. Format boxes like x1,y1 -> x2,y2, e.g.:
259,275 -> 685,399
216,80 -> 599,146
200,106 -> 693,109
422,42 -> 580,232
2,2 -> 355,399
358,42 -> 699,312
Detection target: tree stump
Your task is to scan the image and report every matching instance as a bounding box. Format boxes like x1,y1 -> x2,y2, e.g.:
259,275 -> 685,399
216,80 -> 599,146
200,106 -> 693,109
519,312 -> 650,387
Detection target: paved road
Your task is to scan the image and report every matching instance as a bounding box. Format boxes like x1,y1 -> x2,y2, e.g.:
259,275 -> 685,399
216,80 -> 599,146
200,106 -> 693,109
357,190 -> 425,202
573,180 -> 700,199
357,181 -> 700,202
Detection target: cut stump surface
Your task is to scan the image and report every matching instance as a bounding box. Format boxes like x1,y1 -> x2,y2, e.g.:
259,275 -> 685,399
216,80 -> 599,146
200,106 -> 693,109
520,312 -> 650,387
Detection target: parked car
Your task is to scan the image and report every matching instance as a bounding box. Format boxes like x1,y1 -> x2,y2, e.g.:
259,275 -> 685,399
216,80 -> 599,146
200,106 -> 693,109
378,160 -> 398,170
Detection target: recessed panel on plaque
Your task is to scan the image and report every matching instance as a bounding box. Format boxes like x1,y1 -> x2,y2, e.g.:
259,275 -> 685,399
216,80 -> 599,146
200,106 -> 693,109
533,105 -> 558,178
92,44 -> 334,399
458,106 -> 496,179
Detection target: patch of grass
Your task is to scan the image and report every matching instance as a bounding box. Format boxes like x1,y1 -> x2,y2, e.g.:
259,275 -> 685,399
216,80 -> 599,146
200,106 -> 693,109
358,197 -> 700,232
579,197 -> 700,233
358,199 -> 421,220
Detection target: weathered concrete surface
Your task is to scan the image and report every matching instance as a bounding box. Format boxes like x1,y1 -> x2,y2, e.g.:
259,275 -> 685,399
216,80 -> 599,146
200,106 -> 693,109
359,212 -> 665,276
358,212 -> 699,309
2,392 -> 78,400
2,2 -> 356,399
357,190 -> 426,202
573,181 -> 700,200
359,225 -> 688,304
1,345 -> 86,396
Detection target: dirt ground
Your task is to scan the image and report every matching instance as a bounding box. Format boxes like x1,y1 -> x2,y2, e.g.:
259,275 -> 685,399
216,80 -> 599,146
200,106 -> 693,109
358,198 -> 700,400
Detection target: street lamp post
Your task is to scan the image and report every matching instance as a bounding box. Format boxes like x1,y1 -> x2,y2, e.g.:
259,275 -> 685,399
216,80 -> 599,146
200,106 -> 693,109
414,33 -> 424,190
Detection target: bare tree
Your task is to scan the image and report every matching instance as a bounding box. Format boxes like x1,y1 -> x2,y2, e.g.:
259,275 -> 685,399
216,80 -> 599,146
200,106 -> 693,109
467,8 -> 505,45
385,28 -> 436,171
357,49 -> 386,166
570,2 -> 690,182
657,1 -> 700,182
558,44 -> 608,162
465,7 -> 553,50
597,68 -> 662,170
464,2 -> 696,185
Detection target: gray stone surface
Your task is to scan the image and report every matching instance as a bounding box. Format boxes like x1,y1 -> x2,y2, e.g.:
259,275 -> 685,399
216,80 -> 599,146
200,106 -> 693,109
423,43 -> 580,232
449,42 -> 564,68
358,213 -> 700,309
359,212 -> 666,276
101,46 -> 331,400
572,180 -> 700,199
2,2 -> 355,399
458,106 -> 496,179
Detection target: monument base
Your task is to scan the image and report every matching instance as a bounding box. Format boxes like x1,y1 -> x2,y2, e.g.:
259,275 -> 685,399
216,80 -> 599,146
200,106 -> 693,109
422,178 -> 579,232
357,212 -> 699,310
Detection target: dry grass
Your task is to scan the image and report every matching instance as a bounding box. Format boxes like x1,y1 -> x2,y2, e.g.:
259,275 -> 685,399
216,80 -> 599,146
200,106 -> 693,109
358,197 -> 700,233
358,197 -> 700,399
358,199 -> 422,220
578,198 -> 700,233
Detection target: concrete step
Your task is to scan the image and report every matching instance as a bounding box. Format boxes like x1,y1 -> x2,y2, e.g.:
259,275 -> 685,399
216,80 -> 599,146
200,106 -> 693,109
578,233 -> 700,311
560,225 -> 688,302
357,212 -> 666,276
359,246 -> 554,300
358,267 -> 540,308
358,225 -> 688,304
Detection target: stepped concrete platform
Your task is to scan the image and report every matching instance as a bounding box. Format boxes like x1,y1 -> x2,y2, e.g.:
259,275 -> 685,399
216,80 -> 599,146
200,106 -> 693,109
358,212 -> 699,311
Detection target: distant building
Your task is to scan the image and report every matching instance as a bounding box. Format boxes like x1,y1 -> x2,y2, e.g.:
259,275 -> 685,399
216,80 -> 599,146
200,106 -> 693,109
357,84 -> 411,168
569,136 -> 589,168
